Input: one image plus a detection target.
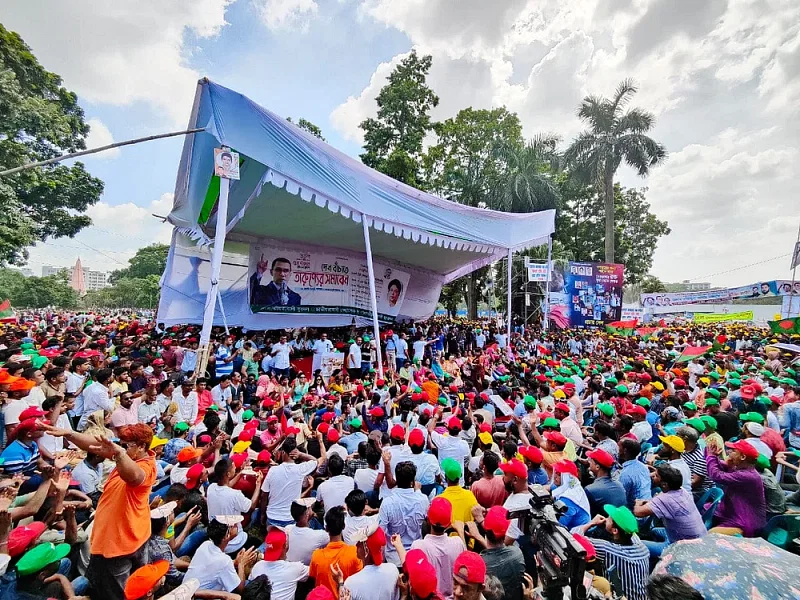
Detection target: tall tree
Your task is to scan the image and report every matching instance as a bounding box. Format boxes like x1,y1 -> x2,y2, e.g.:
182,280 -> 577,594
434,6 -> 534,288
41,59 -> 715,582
424,107 -> 523,318
109,243 -> 169,283
359,50 -> 439,186
564,79 -> 666,263
0,25 -> 104,265
0,268 -> 78,308
286,117 -> 325,140
498,134 -> 561,213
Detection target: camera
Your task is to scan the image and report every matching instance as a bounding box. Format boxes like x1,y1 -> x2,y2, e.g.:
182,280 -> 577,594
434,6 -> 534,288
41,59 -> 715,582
507,485 -> 588,600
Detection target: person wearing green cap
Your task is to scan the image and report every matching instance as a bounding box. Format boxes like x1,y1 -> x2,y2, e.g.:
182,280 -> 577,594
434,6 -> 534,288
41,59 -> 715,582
574,504 -> 649,600
340,418 -> 367,454
437,457 -> 479,523
15,542 -> 74,598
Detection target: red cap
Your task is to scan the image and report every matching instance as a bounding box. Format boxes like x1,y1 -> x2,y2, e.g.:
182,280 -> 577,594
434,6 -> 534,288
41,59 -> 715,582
572,533 -> 596,559
8,522 -> 46,557
198,434 -> 212,445
544,431 -> 567,448
390,424 -> 406,440
318,423 -> 330,434
19,407 -> 46,421
769,395 -> 784,405
308,586 -> 336,600
322,412 -> 335,423
285,426 -> 301,436
264,529 -> 287,560
152,358 -> 165,366
741,386 -> 756,400
326,429 -> 340,443
408,428 -> 425,447
553,459 -> 578,477
364,523 -> 387,565
629,405 -> 647,416
231,453 -> 247,468
453,551 -> 486,585
369,407 -> 385,418
262,399 -> 275,408
639,373 -> 651,382
185,463 -> 205,489
447,416 -> 462,431
376,379 -> 385,387
427,497 -> 453,528
673,378 -> 686,388
563,382 -> 575,390
11,418 -> 46,440
535,374 -> 547,382
499,458 -> 527,480
555,402 -> 571,414
726,440 -> 759,460
749,382 -> 763,394
449,384 -> 458,392
266,415 -> 279,423
256,450 -> 272,464
587,449 -> 615,469
405,549 -> 438,599
479,422 -> 492,433
519,445 -> 543,464
238,429 -> 254,442
483,506 -> 511,539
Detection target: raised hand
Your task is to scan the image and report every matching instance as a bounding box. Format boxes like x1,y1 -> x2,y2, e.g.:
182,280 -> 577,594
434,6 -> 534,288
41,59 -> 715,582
330,562 -> 344,586
54,470 -> 71,492
88,436 -> 122,460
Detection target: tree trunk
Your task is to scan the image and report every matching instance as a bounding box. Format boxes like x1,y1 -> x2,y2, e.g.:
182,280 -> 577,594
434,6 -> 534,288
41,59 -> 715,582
467,273 -> 478,320
604,168 -> 615,263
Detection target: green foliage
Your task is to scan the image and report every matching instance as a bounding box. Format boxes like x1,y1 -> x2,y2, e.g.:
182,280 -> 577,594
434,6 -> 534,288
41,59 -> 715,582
640,274 -> 667,294
439,279 -> 466,318
286,117 -> 325,140
0,267 -> 78,308
109,243 -> 169,283
0,25 -> 104,265
360,51 -> 439,185
83,274 -> 160,309
497,135 -> 561,213
564,79 -> 666,263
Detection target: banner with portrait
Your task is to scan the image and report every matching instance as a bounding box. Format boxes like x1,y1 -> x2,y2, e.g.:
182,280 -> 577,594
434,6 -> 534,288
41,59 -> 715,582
641,280 -> 800,307
249,243 -> 410,322
547,262 -> 624,328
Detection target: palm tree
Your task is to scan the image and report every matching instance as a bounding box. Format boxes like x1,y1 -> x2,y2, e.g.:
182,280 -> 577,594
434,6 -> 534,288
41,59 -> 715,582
497,134 -> 562,212
564,79 -> 666,263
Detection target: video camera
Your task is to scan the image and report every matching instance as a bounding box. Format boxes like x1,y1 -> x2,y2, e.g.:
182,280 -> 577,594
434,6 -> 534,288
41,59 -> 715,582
507,485 -> 588,600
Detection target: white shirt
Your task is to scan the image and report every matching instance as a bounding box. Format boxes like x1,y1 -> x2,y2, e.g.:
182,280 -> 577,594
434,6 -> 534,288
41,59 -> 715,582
395,338 -> 408,359
3,399 -> 29,427
316,474 -> 355,513
285,525 -> 329,565
22,387 -> 46,409
313,339 -> 333,355
412,340 -> 427,359
172,388 -> 198,425
78,382 -> 113,430
354,468 -> 379,493
207,483 -> 251,518
343,514 -> 379,545
262,460 -> 319,522
39,414 -> 73,455
378,444 -> 413,498
348,343 -> 361,369
344,563 -> 400,600
503,491 -> 533,540
272,343 -> 291,370
185,540 -> 240,592
211,385 -> 232,409
249,560 -> 309,600
171,465 -> 190,485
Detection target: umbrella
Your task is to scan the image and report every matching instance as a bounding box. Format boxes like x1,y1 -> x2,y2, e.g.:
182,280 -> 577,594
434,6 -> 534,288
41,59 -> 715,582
653,534 -> 800,600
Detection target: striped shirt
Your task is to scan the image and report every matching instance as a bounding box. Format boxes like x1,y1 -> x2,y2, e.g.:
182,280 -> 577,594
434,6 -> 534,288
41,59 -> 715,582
0,440 -> 40,475
215,345 -> 234,376
590,537 -> 649,600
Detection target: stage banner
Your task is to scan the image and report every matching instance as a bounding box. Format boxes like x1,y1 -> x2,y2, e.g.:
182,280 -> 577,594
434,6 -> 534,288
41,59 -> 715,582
249,244 -> 410,322
527,262 -> 551,282
548,262 -> 624,328
642,280 -> 800,307
693,311 -> 754,323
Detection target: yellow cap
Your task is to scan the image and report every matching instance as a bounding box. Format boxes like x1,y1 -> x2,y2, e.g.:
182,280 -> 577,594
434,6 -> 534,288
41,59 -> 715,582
150,436 -> 168,450
659,435 -> 685,453
478,432 -> 493,445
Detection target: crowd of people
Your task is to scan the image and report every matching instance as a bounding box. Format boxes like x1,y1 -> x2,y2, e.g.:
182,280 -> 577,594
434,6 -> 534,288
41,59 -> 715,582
0,309 -> 798,600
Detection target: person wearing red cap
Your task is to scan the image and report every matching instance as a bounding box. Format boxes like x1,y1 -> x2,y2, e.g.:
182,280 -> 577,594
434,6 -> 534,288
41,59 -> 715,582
704,438 -> 766,536
407,427 -> 441,496
452,551 -> 485,600
628,405 -> 652,444
374,423 -> 412,499
335,520 -> 399,600
585,449 -> 625,515
499,459 -> 530,545
403,548 -> 440,599
427,408 -> 470,486
553,401 -> 583,446
249,528 -> 310,600
408,497 -> 465,598
480,506 -> 525,600
0,415 -> 47,478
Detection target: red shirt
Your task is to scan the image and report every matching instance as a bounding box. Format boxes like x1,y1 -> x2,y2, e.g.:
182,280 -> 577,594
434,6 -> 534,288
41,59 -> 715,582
470,476 -> 508,509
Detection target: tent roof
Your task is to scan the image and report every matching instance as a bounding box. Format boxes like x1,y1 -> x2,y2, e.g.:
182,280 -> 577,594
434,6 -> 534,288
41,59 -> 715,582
168,79 -> 555,282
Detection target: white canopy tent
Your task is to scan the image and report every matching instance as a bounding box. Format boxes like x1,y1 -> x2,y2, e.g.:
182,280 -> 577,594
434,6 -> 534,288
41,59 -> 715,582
159,79 -> 556,374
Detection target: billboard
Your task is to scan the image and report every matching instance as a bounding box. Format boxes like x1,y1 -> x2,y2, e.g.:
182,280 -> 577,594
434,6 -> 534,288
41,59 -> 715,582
547,262 -> 624,328
249,243 -> 410,322
641,280 -> 800,307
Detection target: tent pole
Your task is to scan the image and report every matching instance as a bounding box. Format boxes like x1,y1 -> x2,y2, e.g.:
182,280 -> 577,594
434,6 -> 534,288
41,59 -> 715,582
217,288 -> 230,337
507,248 -> 513,343
362,217 -> 384,378
544,235 -> 553,331
197,175 -> 230,379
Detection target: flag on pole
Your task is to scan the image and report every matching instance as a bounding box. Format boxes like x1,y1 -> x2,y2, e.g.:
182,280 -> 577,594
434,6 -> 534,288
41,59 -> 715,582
0,299 -> 15,324
768,317 -> 800,335
792,241 -> 800,270
675,345 -> 711,362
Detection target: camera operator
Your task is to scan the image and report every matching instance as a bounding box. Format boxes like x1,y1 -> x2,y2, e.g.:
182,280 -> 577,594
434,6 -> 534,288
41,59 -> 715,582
573,504 -> 649,600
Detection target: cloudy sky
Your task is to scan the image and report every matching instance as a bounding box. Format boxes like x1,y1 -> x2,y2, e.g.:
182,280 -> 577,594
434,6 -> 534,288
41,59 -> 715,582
5,0 -> 799,287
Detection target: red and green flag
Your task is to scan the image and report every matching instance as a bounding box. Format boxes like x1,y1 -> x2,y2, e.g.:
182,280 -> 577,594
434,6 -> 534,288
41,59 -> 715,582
635,327 -> 660,340
0,299 -> 15,323
768,318 -> 800,335
675,345 -> 712,363
606,319 -> 638,336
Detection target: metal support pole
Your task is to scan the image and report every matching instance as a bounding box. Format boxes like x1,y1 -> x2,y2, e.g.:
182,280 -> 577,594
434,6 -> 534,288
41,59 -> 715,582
196,176 -> 230,376
507,248 -> 513,341
543,235 -> 553,331
362,217 -> 384,378
788,222 -> 800,317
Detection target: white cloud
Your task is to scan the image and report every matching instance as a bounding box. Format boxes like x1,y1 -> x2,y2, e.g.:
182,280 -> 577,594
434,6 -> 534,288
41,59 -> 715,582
84,119 -> 120,160
25,193 -> 174,275
254,0 -> 319,31
3,1 -> 233,127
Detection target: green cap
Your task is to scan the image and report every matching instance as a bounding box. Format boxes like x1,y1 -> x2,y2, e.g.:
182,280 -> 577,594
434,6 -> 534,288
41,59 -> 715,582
705,388 -> 720,399
623,365 -> 634,372
242,410 -> 254,421
708,372 -> 720,380
615,384 -> 629,395
363,335 -> 370,342
756,454 -> 771,470
542,417 -> 560,429
728,379 -> 742,388
716,386 -> 728,395
604,504 -> 638,534
545,371 -> 555,378
441,457 -> 463,481
684,402 -> 697,411
780,378 -> 797,386
349,417 -> 363,429
700,415 -> 717,430
598,403 -> 615,417
635,398 -> 651,408
756,396 -> 772,405
20,342 -> 34,350
740,412 -> 765,424
523,395 -> 536,408
727,371 -> 741,380
30,355 -> 48,369
209,404 -> 220,411
438,396 -> 449,406
174,421 -> 190,433
786,368 -> 797,377
17,542 -> 71,576
605,377 -> 618,385
685,418 -> 706,433
704,397 -> 720,406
